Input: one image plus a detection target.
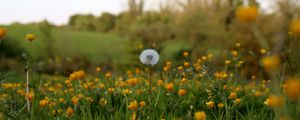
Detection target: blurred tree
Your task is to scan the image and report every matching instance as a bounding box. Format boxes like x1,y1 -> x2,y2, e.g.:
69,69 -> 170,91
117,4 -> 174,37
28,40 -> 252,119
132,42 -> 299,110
94,12 -> 116,32
68,14 -> 96,31
130,11 -> 174,49
128,0 -> 144,17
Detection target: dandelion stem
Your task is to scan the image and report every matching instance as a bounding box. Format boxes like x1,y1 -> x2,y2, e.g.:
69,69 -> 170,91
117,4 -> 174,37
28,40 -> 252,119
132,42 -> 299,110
25,40 -> 32,112
149,66 -> 152,93
25,65 -> 30,112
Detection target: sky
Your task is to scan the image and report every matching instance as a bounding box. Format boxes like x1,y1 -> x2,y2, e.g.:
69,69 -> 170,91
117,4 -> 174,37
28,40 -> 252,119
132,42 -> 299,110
0,0 -> 272,25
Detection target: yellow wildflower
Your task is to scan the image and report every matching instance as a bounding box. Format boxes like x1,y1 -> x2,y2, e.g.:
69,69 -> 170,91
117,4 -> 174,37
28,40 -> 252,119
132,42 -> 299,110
234,98 -> 241,104
0,28 -> 7,39
218,103 -> 224,108
66,107 -> 74,117
99,98 -> 107,106
128,100 -> 138,110
285,78 -> 300,100
165,83 -> 174,92
194,111 -> 206,120
26,34 -> 35,42
228,92 -> 237,99
264,94 -> 284,107
289,19 -> 300,36
139,101 -> 146,107
262,55 -> 280,71
96,67 -> 101,72
39,99 -> 49,107
178,89 -> 187,96
183,51 -> 189,57
206,101 -> 214,109
236,6 -> 258,23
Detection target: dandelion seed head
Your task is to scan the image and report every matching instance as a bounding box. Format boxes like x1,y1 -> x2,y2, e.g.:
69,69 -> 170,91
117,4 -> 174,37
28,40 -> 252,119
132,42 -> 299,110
140,49 -> 159,66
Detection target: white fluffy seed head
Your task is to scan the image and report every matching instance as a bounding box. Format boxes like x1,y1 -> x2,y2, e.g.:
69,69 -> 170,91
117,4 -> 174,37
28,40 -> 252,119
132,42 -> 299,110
140,49 -> 159,66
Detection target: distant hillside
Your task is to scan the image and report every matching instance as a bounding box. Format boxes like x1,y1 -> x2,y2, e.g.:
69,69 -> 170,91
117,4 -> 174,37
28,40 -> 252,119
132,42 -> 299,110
1,24 -> 138,67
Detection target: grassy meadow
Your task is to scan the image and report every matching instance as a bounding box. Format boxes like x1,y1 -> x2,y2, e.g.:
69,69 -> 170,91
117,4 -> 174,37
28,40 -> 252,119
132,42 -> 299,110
1,0 -> 300,120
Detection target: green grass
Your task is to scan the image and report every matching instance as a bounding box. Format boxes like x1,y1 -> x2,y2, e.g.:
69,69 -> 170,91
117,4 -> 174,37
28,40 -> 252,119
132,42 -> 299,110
1,24 -> 134,65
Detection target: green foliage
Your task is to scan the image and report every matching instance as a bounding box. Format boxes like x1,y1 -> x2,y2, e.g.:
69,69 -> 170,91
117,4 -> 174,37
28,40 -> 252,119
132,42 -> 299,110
94,12 -> 116,32
69,14 -> 96,31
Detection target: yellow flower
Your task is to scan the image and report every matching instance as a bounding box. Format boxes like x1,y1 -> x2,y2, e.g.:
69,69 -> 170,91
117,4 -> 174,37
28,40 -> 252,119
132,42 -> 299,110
194,111 -> 206,120
228,92 -> 237,99
139,101 -> 146,107
235,43 -> 241,47
122,88 -> 132,95
0,28 -> 7,39
26,34 -> 35,42
202,56 -> 207,61
17,89 -> 25,96
184,62 -> 189,67
206,101 -> 214,109
127,70 -> 133,77
71,96 -> 79,105
231,50 -> 238,57
165,83 -> 174,92
177,66 -> 184,72
25,92 -> 34,101
49,101 -> 57,108
236,6 -> 258,23
183,51 -> 189,57
225,60 -> 231,65
39,99 -> 49,107
69,70 -> 85,80
128,100 -> 138,110
59,98 -> 65,103
166,61 -> 172,67
157,80 -> 164,86
66,107 -> 74,117
135,68 -> 141,74
180,78 -> 188,84
254,91 -> 262,97
105,72 -> 112,78
96,67 -> 101,72
86,97 -> 93,102
127,78 -> 139,86
262,54 -> 280,71
52,110 -> 57,116
194,63 -> 202,71
178,89 -> 187,96
264,94 -> 284,107
98,83 -> 106,89
208,54 -> 213,59
285,78 -> 300,100
77,70 -> 85,79
218,103 -> 224,108
1,83 -> 14,89
163,67 -> 169,72
214,71 -> 228,79
99,98 -> 107,106
108,88 -> 115,93
260,49 -> 267,54
234,98 -> 241,104
289,19 -> 300,36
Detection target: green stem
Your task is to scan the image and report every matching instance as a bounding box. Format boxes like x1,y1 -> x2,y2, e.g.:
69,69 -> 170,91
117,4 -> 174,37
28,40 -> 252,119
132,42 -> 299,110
149,66 -> 152,93
154,87 -> 161,108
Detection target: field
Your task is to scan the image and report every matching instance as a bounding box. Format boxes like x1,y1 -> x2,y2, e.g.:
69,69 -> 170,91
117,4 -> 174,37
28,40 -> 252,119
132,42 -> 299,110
1,0 -> 300,120
2,24 -> 133,65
